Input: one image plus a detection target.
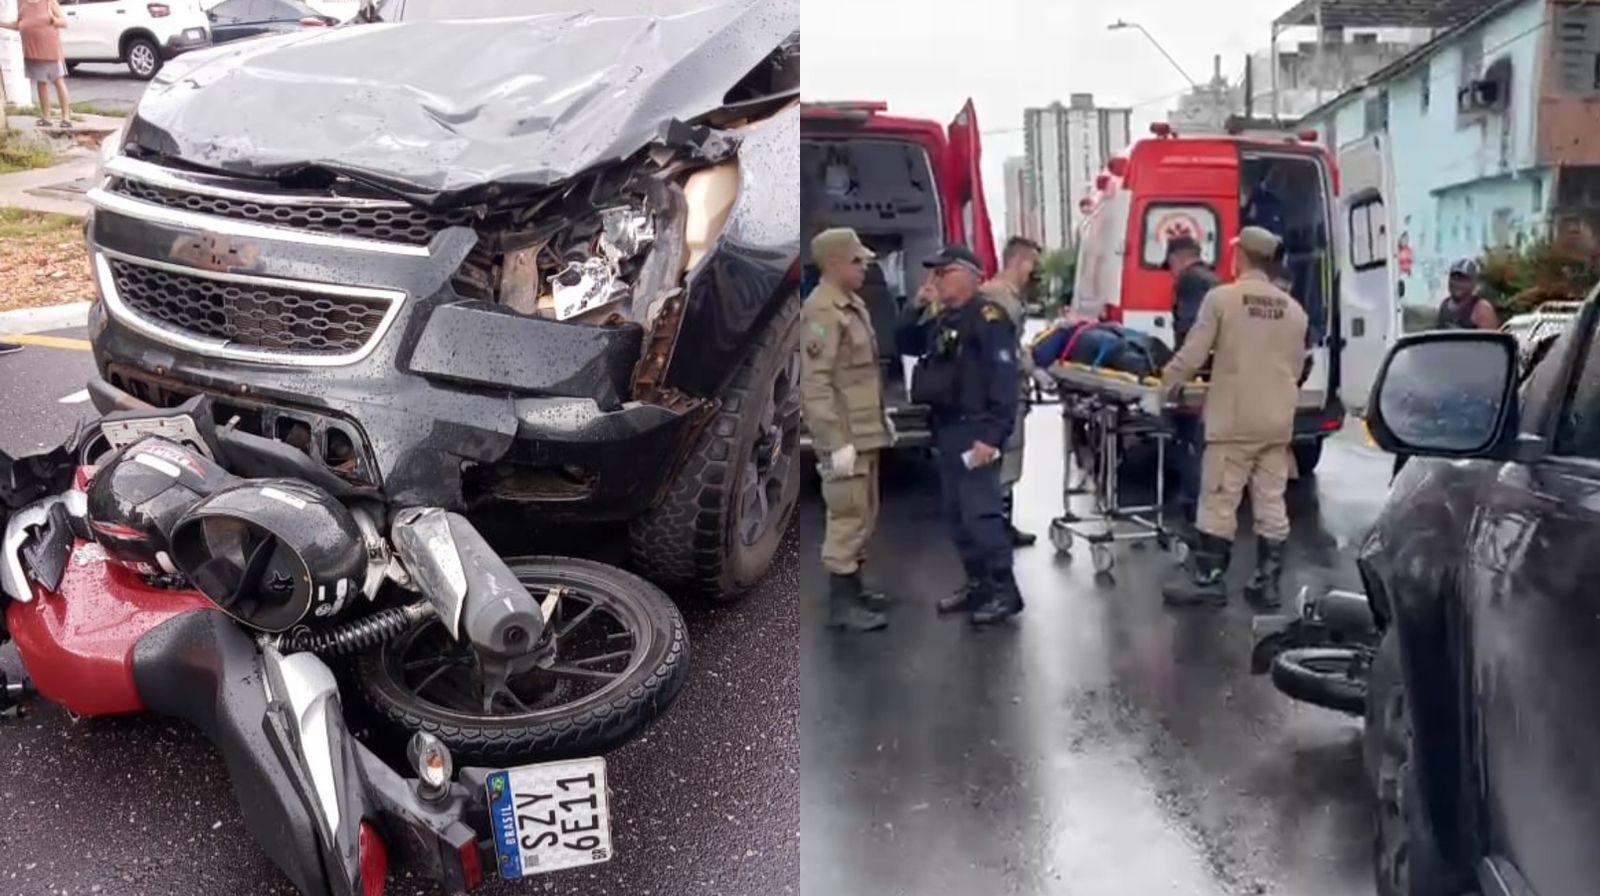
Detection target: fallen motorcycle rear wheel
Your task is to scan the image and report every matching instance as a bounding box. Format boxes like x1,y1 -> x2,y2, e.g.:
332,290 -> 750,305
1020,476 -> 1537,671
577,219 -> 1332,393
355,556 -> 690,765
1269,647 -> 1368,715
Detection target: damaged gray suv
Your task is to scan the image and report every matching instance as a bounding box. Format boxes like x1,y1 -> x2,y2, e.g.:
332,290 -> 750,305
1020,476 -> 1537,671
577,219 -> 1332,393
82,0 -> 801,601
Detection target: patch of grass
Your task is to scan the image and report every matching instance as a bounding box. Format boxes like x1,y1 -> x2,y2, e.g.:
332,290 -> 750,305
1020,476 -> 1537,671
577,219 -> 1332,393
0,132 -> 56,173
0,206 -> 82,239
9,103 -> 130,118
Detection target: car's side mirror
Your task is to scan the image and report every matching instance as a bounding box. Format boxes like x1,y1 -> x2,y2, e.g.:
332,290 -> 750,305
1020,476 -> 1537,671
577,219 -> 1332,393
1365,331 -> 1520,458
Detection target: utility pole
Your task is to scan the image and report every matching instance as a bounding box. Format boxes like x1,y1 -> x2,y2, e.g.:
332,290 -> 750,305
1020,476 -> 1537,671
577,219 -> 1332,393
1270,22 -> 1281,122
1244,53 -> 1254,120
1314,0 -> 1325,108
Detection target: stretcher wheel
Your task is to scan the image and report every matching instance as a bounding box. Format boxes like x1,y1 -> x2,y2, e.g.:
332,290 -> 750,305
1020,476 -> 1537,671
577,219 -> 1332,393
1049,519 -> 1074,555
1090,544 -> 1114,574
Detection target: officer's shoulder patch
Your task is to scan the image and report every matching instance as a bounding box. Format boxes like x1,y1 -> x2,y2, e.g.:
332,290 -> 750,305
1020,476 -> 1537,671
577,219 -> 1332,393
982,303 -> 1005,323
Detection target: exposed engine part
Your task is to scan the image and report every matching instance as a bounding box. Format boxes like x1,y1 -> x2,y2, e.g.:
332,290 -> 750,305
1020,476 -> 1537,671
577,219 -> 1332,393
498,244 -> 543,315
349,505 -> 393,602
282,600 -> 434,656
601,207 -> 655,260
550,255 -> 630,322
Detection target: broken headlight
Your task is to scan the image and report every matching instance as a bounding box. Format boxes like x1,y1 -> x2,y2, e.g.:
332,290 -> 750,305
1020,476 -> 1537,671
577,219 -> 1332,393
546,207 -> 656,321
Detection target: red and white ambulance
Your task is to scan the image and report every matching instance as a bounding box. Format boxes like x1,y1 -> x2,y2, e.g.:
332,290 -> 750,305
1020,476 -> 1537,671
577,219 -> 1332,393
1072,123 -> 1399,471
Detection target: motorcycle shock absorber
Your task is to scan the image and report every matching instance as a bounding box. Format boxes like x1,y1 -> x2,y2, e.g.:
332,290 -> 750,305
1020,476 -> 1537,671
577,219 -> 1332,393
283,601 -> 435,657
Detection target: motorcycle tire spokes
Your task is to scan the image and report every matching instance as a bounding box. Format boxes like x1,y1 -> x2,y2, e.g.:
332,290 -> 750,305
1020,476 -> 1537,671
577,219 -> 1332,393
392,584 -> 638,719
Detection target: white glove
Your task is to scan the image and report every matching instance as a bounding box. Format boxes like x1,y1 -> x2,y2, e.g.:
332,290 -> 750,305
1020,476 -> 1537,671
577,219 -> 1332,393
830,444 -> 858,477
1139,391 -> 1164,418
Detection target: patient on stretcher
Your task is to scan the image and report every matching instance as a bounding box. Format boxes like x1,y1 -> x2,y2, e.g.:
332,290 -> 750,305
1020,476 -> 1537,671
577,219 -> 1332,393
1029,320 -> 1176,381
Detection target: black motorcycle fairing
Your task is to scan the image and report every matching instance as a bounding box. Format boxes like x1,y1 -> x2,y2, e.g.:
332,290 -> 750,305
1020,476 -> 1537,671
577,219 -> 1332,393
131,609 -> 337,896
0,429 -> 88,512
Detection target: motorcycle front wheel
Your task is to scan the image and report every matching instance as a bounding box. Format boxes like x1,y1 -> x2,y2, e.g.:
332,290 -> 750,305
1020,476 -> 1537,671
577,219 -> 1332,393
355,555 -> 690,764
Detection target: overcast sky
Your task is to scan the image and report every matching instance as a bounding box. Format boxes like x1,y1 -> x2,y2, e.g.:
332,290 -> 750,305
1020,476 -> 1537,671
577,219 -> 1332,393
802,0 -> 1303,231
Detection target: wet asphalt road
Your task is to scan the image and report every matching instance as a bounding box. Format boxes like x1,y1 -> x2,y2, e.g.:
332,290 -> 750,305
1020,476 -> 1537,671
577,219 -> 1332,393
800,402 -> 1390,896
0,336 -> 799,896
64,66 -> 148,113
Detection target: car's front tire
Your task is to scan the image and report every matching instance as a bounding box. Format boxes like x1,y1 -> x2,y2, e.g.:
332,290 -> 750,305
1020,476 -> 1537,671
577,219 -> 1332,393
629,293 -> 801,602
124,36 -> 161,80
1366,632 -> 1470,896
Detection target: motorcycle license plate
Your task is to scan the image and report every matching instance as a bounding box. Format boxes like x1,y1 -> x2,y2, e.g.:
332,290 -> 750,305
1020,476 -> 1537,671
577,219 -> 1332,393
486,757 -> 613,879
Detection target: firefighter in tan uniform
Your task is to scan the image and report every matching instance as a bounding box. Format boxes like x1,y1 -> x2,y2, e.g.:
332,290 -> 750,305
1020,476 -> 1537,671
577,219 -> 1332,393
800,228 -> 891,632
1159,227 -> 1307,609
979,236 -> 1043,548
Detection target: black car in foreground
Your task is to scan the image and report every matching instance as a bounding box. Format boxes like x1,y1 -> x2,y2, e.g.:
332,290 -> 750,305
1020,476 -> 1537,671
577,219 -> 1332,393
82,0 -> 801,602
1358,293 -> 1600,896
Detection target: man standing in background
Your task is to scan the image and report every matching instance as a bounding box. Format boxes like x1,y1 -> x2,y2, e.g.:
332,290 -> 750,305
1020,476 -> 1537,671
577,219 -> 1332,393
1436,258 -> 1499,330
800,228 -> 892,632
1164,235 -> 1218,531
981,236 -> 1042,548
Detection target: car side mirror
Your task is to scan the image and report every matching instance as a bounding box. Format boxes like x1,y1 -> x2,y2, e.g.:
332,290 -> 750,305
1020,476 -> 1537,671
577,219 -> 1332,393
1365,331 -> 1520,458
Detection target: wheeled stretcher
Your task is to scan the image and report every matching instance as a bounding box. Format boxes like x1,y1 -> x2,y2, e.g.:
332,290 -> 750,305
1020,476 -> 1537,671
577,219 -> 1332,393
1035,362 -> 1206,574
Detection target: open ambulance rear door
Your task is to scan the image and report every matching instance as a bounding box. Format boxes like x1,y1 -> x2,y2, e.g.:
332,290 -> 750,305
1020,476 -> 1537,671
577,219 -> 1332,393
946,99 -> 997,277
1334,133 -> 1400,412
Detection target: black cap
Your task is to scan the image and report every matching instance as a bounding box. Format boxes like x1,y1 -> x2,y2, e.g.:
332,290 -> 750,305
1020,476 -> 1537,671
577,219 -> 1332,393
923,244 -> 984,274
1164,235 -> 1202,260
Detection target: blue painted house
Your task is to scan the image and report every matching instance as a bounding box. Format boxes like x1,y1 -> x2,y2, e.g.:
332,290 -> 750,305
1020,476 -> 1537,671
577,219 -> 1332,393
1298,0 -> 1600,314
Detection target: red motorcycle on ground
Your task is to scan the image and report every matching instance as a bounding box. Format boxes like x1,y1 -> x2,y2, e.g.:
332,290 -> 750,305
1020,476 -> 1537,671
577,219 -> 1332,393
0,397 -> 689,895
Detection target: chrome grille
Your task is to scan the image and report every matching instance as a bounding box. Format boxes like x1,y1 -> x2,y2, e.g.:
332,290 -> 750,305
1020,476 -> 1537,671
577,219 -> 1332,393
106,259 -> 392,356
108,177 -> 475,246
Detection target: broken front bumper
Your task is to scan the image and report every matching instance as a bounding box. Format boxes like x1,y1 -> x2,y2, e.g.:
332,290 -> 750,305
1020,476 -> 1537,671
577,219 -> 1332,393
84,165 -> 703,517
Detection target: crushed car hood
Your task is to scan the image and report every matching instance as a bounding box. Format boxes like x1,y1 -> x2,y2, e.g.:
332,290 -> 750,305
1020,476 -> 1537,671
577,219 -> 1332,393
125,0 -> 795,204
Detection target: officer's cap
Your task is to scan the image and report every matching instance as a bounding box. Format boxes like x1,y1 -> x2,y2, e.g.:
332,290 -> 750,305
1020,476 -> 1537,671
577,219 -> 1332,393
811,228 -> 875,266
1232,226 -> 1282,258
923,244 -> 984,277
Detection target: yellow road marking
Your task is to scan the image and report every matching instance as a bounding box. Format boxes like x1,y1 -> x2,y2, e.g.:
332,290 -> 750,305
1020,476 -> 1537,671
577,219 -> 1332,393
5,334 -> 92,351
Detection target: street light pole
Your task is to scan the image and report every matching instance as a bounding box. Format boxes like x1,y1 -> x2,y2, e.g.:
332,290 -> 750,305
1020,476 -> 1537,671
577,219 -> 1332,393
1108,20 -> 1200,89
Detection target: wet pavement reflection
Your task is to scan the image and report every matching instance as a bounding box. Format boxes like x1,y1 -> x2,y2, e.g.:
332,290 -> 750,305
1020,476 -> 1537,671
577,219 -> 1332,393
801,404 -> 1393,896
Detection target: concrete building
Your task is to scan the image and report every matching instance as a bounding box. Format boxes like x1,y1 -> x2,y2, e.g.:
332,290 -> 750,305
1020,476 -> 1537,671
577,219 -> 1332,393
1024,95 -> 1132,250
1170,57 -> 1239,134
1297,0 -> 1598,308
1248,28 -> 1434,120
1002,156 -> 1041,243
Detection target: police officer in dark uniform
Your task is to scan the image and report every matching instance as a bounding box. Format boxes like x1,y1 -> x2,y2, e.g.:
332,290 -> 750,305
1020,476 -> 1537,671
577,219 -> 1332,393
1165,235 -> 1217,532
898,245 -> 1024,625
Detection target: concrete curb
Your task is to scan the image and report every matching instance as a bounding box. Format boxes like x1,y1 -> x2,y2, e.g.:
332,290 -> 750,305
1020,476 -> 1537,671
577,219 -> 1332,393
0,302 -> 91,336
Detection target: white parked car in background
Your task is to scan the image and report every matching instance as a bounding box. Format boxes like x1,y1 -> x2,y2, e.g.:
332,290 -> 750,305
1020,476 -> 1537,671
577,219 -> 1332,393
61,0 -> 211,80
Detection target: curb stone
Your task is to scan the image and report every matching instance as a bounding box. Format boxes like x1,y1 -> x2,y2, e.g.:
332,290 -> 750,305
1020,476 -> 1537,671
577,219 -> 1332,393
0,301 -> 91,336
